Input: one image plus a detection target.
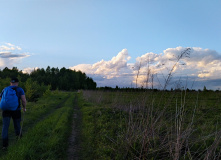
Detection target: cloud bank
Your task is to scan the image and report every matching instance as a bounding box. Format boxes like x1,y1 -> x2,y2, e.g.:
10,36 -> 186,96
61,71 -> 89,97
70,49 -> 134,87
0,43 -> 30,68
70,47 -> 221,90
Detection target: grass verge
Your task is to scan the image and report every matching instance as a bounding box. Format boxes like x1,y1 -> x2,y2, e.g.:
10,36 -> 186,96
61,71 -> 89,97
78,93 -> 127,160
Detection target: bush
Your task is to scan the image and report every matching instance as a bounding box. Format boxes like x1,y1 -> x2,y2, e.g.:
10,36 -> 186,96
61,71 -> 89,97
24,78 -> 50,101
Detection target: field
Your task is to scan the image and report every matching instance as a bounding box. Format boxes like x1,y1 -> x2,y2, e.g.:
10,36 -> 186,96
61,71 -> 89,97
80,90 -> 221,159
0,90 -> 220,159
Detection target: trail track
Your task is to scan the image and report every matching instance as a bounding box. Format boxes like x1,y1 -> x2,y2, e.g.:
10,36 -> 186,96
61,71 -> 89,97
67,95 -> 82,160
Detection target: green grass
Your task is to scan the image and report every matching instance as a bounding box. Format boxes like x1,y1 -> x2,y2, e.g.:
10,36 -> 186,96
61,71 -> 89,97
80,90 -> 221,159
0,90 -> 220,159
78,94 -> 127,160
0,91 -> 75,160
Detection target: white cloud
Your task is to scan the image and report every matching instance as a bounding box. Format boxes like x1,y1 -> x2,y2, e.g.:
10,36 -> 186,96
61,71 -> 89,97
0,43 -> 30,69
0,58 -> 6,68
0,43 -> 22,51
133,47 -> 221,89
70,49 -> 132,80
22,67 -> 39,74
70,47 -> 221,90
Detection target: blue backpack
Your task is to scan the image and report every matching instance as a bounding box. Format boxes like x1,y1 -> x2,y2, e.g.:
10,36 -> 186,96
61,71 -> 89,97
0,86 -> 19,111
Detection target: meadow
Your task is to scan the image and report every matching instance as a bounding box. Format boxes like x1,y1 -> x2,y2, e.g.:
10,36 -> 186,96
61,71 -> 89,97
0,89 -> 220,160
80,89 -> 221,159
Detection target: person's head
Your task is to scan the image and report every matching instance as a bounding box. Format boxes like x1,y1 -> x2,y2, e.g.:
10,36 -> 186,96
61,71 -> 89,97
10,77 -> 19,86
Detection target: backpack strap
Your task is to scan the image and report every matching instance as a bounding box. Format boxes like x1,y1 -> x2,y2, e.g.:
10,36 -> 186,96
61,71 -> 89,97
12,86 -> 20,109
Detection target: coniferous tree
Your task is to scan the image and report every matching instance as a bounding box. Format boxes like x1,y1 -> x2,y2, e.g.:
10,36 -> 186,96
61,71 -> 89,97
0,66 -> 96,91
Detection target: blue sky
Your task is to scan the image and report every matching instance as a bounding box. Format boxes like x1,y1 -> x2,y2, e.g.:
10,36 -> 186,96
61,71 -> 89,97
0,0 -> 221,89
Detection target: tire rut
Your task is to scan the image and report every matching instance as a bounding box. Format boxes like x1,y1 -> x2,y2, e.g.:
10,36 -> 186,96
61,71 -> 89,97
22,94 -> 71,132
67,94 -> 82,160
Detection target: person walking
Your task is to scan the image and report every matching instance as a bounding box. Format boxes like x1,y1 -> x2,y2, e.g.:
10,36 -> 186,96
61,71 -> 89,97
0,77 -> 26,150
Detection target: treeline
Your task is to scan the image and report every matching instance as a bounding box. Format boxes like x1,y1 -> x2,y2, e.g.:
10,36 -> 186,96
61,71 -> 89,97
98,86 -> 220,92
0,67 -> 96,101
30,66 -> 96,90
0,67 -> 96,90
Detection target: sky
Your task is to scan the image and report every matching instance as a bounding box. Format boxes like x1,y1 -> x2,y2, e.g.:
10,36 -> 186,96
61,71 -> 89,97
0,0 -> 221,90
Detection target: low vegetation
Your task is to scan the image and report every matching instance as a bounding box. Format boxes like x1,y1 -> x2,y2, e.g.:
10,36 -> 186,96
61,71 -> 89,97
0,89 -> 220,159
80,90 -> 221,159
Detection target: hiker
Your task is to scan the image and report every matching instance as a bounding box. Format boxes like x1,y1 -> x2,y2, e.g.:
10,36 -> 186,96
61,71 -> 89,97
0,77 -> 26,149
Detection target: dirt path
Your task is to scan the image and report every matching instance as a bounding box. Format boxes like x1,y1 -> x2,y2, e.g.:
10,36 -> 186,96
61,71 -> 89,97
67,95 -> 82,160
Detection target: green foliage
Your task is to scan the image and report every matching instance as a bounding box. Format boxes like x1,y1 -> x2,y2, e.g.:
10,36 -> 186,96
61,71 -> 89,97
0,66 -> 96,100
24,78 -> 50,101
0,77 -> 10,91
43,85 -> 51,97
24,78 -> 38,101
0,66 -> 97,93
30,66 -> 97,90
0,67 -> 24,79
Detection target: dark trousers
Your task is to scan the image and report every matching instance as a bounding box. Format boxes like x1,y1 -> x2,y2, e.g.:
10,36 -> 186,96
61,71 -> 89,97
2,110 -> 21,147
